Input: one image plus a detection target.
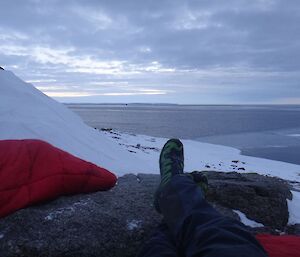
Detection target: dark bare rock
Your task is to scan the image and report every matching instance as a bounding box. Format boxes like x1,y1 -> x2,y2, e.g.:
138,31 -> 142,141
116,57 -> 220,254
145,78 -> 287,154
0,66 -> 4,70
285,224 -> 300,235
0,172 -> 295,257
204,171 -> 292,229
0,174 -> 161,257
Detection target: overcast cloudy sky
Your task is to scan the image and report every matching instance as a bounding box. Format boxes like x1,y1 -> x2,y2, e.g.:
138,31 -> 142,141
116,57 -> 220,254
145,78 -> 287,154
1,0 -> 300,104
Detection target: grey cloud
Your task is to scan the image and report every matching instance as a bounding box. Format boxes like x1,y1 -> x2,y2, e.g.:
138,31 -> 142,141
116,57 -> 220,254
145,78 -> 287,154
0,0 -> 300,103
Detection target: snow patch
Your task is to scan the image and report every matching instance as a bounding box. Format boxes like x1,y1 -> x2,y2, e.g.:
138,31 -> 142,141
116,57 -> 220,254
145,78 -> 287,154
126,220 -> 142,231
287,191 -> 300,225
45,207 -> 75,221
0,234 -> 4,239
233,210 -> 264,228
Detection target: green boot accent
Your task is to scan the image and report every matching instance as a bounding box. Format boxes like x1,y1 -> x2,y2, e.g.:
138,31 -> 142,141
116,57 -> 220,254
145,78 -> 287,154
188,171 -> 209,196
154,138 -> 184,212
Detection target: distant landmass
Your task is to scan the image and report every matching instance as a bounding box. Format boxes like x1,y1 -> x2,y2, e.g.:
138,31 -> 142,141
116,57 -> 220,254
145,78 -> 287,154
65,103 -> 179,106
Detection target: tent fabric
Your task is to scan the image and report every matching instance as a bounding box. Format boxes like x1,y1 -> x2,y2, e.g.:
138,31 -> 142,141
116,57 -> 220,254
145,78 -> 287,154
0,139 -> 117,218
256,234 -> 300,257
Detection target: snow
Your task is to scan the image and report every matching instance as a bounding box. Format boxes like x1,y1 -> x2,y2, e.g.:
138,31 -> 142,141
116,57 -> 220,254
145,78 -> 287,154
287,191 -> 300,225
45,207 -> 75,221
44,200 -> 91,221
233,210 -> 264,228
0,70 -> 150,176
101,130 -> 300,183
1,70 -> 300,224
126,220 -> 142,231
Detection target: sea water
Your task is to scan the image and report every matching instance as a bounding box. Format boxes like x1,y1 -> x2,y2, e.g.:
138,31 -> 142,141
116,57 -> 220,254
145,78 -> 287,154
67,104 -> 300,165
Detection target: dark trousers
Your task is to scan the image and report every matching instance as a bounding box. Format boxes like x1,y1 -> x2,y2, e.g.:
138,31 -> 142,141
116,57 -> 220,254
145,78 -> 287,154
138,175 -> 268,257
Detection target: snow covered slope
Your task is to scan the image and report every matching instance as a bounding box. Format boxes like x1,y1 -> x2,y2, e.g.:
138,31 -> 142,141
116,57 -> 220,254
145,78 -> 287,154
0,70 -> 152,176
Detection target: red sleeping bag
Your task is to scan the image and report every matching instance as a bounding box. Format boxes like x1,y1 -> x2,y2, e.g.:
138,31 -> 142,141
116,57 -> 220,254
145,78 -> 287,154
0,139 -> 117,218
256,234 -> 300,257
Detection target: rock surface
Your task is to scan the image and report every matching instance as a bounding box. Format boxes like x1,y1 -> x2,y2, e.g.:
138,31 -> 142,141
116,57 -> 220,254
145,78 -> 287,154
204,171 -> 292,228
0,172 -> 295,257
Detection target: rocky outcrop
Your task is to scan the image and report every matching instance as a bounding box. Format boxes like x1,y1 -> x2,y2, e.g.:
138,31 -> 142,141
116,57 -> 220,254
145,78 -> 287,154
204,171 -> 292,228
0,66 -> 4,70
0,172 -> 294,257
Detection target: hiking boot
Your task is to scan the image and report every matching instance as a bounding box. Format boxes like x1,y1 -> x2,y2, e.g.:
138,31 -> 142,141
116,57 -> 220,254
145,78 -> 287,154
189,171 -> 209,195
159,138 -> 184,184
154,138 -> 184,212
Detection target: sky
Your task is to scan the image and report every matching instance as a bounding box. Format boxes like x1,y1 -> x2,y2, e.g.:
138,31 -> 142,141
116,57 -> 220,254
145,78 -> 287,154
1,0 -> 300,104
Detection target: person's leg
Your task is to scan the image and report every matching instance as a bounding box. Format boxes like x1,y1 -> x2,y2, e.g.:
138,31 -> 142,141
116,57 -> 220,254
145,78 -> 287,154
158,174 -> 268,257
136,223 -> 178,257
155,139 -> 268,257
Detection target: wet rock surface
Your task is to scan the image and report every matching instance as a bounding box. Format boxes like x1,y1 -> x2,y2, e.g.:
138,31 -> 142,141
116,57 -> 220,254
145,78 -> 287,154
0,172 -> 296,257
